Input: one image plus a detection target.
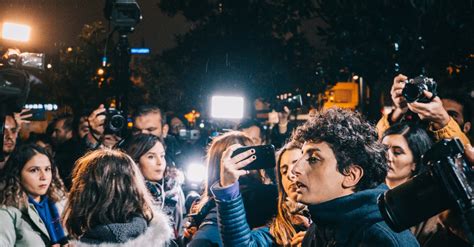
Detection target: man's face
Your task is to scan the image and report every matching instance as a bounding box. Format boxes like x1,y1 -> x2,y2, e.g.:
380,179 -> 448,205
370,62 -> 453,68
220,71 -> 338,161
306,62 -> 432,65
51,119 -> 72,145
133,112 -> 163,138
292,141 -> 349,205
170,117 -> 185,136
442,99 -> 465,127
3,115 -> 18,155
242,126 -> 262,145
78,116 -> 90,138
442,99 -> 470,134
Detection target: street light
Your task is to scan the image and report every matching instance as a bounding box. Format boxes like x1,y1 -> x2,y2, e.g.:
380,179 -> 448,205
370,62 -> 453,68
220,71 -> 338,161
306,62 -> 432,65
2,22 -> 31,42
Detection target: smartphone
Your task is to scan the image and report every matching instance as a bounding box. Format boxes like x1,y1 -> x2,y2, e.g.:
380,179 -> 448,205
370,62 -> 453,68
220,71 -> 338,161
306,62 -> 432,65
21,108 -> 46,121
231,144 -> 276,170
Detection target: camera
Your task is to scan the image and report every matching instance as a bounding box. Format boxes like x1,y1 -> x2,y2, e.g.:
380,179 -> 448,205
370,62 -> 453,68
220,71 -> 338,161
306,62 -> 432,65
104,0 -> 142,33
104,108 -> 126,134
378,139 -> 474,240
402,76 -> 437,103
179,129 -> 200,141
1,48 -> 44,161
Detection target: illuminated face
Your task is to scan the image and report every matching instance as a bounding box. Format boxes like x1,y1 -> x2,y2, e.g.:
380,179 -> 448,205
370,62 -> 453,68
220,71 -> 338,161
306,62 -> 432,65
3,115 -> 18,154
293,141 -> 348,205
134,112 -> 163,138
382,134 -> 416,187
241,126 -> 262,145
280,148 -> 302,201
139,142 -> 167,182
20,153 -> 52,202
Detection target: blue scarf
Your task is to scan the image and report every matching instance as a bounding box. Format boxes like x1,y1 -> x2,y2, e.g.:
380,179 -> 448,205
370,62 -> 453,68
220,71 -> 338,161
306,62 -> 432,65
28,196 -> 66,244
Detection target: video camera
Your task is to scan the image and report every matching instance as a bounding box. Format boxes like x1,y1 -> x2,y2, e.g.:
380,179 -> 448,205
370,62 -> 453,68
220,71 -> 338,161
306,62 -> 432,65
104,0 -> 142,33
378,138 -> 474,242
178,129 -> 200,142
274,94 -> 303,112
0,48 -> 44,161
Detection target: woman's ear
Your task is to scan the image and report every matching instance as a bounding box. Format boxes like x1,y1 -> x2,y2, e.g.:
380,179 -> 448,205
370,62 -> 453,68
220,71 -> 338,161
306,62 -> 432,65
342,165 -> 364,189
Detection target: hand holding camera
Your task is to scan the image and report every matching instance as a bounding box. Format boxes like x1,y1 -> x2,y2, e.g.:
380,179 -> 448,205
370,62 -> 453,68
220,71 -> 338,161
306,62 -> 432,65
407,90 -> 450,130
87,104 -> 106,139
389,74 -> 409,122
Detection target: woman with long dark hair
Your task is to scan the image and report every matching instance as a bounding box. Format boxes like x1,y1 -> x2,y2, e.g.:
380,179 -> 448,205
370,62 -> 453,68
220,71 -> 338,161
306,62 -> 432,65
121,133 -> 185,238
0,144 -> 68,246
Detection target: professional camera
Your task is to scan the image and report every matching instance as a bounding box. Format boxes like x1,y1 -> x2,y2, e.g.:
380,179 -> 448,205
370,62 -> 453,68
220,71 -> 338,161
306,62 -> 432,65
1,48 -> 44,161
104,107 -> 126,134
402,76 -> 437,103
179,129 -> 200,141
274,94 -> 303,112
378,138 -> 474,241
104,0 -> 142,33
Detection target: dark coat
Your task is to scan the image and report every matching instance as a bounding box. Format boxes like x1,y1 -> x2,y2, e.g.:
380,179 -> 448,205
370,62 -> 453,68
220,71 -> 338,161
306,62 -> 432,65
302,184 -> 420,247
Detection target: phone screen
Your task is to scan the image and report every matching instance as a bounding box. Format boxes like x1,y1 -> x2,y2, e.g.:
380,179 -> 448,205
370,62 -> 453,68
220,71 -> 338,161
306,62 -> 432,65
231,144 -> 276,170
21,108 -> 46,121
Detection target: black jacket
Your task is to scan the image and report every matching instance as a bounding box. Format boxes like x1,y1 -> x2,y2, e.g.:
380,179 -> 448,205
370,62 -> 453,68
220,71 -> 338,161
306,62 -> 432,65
303,184 -> 420,247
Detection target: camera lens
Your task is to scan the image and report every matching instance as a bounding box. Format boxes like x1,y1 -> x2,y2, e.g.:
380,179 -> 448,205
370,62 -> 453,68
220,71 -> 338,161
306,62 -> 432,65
109,114 -> 125,132
378,172 -> 451,232
402,83 -> 422,103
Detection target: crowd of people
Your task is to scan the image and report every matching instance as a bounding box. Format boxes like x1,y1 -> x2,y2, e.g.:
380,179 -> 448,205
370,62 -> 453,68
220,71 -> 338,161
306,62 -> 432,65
0,74 -> 473,246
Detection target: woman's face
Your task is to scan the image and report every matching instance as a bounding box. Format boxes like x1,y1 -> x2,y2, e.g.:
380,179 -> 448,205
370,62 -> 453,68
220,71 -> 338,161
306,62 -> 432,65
280,148 -> 302,201
20,153 -> 52,202
139,142 -> 167,182
382,134 -> 416,186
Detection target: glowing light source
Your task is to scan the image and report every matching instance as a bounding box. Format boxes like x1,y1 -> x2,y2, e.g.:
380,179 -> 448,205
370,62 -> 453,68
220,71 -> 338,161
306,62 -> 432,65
97,68 -> 105,76
2,22 -> 31,42
211,96 -> 244,119
186,163 -> 207,184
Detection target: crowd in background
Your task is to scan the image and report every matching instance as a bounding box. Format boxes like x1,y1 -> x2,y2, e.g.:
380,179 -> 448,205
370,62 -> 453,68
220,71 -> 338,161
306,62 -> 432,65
1,74 -> 474,246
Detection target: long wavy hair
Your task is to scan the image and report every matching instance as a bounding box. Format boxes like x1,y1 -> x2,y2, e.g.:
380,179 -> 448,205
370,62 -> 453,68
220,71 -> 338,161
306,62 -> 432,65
63,149 -> 154,238
196,131 -> 255,210
270,141 -> 305,246
0,144 -> 66,209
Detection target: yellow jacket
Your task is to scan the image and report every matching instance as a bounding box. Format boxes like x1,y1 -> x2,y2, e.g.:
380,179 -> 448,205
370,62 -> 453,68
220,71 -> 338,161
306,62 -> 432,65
376,114 -> 471,147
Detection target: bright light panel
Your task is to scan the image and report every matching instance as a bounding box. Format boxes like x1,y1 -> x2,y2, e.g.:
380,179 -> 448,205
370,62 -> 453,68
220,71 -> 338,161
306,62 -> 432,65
2,22 -> 31,42
186,163 -> 207,183
211,96 -> 244,119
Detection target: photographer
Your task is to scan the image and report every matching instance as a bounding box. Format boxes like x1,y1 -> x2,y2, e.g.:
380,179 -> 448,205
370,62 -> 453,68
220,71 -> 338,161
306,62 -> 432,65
84,104 -> 122,149
376,74 -> 470,146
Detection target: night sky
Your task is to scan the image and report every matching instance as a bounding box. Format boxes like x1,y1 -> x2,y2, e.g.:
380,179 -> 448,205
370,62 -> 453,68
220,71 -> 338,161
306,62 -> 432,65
0,0 -> 191,54
0,0 -> 323,54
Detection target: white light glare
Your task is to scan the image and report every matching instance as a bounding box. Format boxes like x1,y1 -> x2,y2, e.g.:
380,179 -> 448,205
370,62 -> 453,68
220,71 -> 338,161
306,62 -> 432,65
211,96 -> 244,119
2,22 -> 31,42
186,163 -> 207,184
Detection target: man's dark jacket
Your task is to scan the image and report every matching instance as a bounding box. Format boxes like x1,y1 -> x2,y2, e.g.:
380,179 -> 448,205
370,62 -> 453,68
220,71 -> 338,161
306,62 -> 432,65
302,184 -> 420,247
